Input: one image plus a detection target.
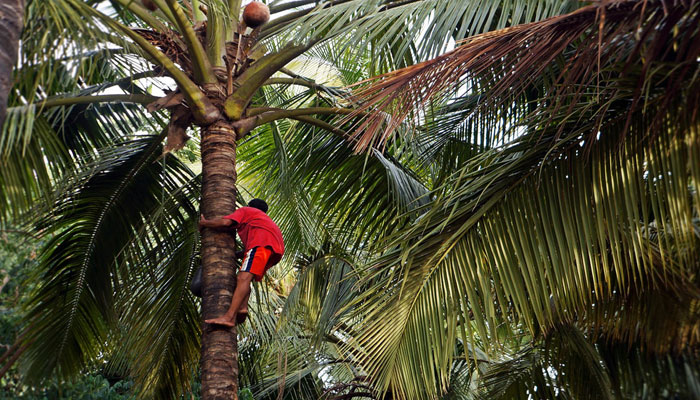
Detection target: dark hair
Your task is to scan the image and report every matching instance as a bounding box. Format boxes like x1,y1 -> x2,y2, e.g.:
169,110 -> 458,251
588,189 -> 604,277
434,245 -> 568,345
248,198 -> 268,213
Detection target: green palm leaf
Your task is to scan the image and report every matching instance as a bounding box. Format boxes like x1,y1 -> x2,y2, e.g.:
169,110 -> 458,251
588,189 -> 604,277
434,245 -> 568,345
17,134 -> 197,383
266,0 -> 574,62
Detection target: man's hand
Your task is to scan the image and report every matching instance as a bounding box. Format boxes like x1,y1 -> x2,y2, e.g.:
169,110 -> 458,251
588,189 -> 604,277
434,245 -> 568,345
198,215 -> 236,232
199,215 -> 207,232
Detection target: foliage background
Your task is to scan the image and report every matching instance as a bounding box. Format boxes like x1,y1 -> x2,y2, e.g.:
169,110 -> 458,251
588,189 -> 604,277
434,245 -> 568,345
0,0 -> 698,399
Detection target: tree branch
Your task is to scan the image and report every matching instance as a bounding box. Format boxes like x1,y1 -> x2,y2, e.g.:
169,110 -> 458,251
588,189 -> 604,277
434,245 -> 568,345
113,0 -> 168,33
77,4 -> 219,123
228,0 -> 243,39
147,0 -> 178,25
26,94 -> 157,109
0,344 -> 26,380
0,328 -> 32,381
263,77 -> 350,97
234,107 -> 357,139
224,41 -> 318,120
165,0 -> 216,84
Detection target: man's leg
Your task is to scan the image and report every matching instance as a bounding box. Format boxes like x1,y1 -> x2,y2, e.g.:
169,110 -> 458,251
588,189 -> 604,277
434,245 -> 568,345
205,271 -> 255,327
236,291 -> 251,324
239,292 -> 250,314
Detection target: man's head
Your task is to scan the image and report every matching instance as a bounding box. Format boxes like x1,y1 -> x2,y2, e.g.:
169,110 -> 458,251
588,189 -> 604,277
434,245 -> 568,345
248,198 -> 268,213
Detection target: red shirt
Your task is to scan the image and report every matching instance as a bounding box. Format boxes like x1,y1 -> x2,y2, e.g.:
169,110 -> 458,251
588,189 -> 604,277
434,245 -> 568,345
223,207 -> 284,265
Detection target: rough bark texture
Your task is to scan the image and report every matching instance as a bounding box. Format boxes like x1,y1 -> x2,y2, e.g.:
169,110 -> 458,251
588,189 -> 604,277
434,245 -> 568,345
200,120 -> 239,399
0,0 -> 23,129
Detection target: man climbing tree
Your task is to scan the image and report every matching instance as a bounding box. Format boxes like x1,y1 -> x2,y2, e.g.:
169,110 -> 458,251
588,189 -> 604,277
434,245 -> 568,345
199,199 -> 284,327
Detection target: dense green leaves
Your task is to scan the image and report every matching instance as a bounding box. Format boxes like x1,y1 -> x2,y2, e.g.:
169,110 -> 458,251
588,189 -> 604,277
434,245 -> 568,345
19,135 -> 197,382
330,1 -> 700,398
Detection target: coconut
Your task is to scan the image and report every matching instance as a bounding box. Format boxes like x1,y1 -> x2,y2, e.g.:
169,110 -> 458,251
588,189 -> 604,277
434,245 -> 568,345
242,2 -> 270,29
142,0 -> 157,11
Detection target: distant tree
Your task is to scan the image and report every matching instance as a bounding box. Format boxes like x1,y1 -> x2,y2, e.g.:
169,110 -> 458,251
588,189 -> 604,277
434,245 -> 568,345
0,0 -> 24,128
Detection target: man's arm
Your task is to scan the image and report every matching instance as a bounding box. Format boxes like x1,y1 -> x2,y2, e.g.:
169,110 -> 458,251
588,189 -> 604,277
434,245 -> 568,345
199,215 -> 237,231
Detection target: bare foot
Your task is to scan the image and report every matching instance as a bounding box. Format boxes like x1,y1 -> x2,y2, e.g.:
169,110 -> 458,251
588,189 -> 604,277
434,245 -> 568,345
205,317 -> 235,327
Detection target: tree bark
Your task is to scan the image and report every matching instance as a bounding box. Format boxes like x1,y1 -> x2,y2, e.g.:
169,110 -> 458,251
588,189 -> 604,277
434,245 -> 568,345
0,0 -> 24,129
200,120 -> 239,399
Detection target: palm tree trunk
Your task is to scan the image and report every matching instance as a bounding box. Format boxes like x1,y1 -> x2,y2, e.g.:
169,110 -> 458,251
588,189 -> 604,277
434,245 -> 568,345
0,0 -> 24,129
200,120 -> 239,399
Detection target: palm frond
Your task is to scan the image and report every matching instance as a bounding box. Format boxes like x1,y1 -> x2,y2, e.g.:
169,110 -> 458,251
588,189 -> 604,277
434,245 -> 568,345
95,156 -> 202,398
350,0 -> 700,152
265,0 -> 572,63
284,252 -> 359,341
341,87 -> 699,398
16,134 -> 197,383
1,0 -> 167,225
240,77 -> 431,255
113,223 -> 202,399
600,342 -> 700,399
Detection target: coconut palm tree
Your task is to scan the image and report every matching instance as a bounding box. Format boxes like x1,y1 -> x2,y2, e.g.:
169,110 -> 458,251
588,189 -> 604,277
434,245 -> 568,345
1,0 -> 581,398
2,0 -> 698,399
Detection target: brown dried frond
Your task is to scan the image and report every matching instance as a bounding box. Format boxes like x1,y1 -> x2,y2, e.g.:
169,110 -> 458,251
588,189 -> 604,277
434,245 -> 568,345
224,32 -> 258,78
349,0 -> 700,152
164,105 -> 192,154
133,28 -> 193,78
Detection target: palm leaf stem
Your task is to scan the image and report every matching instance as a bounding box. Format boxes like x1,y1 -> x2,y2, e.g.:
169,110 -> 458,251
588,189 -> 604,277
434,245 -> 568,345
24,94 -> 157,110
269,0 -> 319,14
247,106 -> 355,117
74,1 -> 218,123
260,9 -> 317,37
380,0 -> 425,11
206,1 -> 227,68
234,107 -> 357,137
164,0 -> 216,84
78,70 -> 158,96
261,0 -> 350,38
263,78 -> 349,97
113,0 -> 169,33
192,0 -> 204,22
52,47 -> 125,63
146,0 -> 178,25
292,115 -> 354,140
225,40 -> 318,119
227,0 -> 242,37
261,0 -> 397,38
